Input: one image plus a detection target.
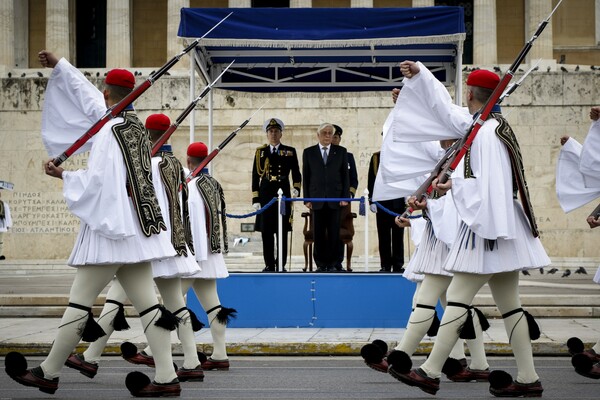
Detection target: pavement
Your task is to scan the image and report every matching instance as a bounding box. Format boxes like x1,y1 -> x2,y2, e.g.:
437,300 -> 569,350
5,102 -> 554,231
0,258 -> 599,357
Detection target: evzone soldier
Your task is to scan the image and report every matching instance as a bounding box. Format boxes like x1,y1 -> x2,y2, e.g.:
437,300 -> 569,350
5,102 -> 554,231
126,142 -> 237,371
556,107 -> 600,379
388,62 -> 550,397
5,51 -> 181,397
64,114 -> 204,383
252,118 -> 301,272
363,139 -> 489,383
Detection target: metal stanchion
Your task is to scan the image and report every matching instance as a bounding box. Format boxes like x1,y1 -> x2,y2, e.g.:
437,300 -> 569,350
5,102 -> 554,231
364,189 -> 369,272
277,189 -> 283,272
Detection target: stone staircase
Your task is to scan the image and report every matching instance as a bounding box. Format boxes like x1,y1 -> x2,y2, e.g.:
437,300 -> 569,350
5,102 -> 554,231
0,257 -> 598,319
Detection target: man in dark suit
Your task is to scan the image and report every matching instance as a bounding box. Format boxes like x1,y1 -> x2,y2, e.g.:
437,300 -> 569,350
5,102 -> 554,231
303,123 -> 350,272
252,118 -> 301,272
367,151 -> 405,272
332,124 -> 358,271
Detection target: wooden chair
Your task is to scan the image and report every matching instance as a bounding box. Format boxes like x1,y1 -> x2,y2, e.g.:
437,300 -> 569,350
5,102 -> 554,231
301,204 -> 357,272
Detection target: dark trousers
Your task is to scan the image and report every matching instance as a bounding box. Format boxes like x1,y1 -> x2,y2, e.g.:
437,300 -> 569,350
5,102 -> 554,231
261,230 -> 288,269
312,204 -> 341,269
376,199 -> 405,271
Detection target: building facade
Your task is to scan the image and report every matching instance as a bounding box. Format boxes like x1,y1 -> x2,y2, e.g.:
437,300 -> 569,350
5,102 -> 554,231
0,0 -> 599,262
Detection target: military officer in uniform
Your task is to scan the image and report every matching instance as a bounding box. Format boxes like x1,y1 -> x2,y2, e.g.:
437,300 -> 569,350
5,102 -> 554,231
367,150 -> 405,272
252,118 -> 301,272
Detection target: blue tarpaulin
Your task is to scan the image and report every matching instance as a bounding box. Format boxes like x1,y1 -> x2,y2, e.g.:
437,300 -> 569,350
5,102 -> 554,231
178,7 -> 465,92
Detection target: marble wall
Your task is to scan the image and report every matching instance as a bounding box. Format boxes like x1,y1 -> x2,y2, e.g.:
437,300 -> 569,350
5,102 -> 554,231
1,67 -> 598,260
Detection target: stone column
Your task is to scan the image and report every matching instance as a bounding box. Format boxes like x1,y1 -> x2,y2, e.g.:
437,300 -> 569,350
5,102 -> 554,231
46,0 -> 70,61
351,0 -> 373,7
473,0 -> 497,66
412,0 -> 434,7
596,0 -> 600,45
0,0 -> 15,68
106,0 -> 131,68
291,0 -> 311,6
526,0 -> 553,63
229,0 -> 251,7
168,0 -> 189,70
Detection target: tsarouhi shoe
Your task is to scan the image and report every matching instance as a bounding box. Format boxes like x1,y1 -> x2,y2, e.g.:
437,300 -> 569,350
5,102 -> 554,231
65,353 -> 98,378
201,357 -> 230,371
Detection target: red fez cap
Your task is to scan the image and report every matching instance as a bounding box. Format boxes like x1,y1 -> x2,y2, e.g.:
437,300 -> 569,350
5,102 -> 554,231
145,114 -> 171,131
105,69 -> 135,89
187,142 -> 208,158
466,69 -> 500,90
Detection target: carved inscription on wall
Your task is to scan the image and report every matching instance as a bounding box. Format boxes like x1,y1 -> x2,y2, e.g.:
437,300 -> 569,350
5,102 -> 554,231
9,191 -> 80,234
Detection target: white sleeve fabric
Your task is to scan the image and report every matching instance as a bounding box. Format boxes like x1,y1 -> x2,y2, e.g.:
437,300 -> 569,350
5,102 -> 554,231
62,120 -> 137,238
579,120 -> 600,188
556,137 -> 600,212
392,61 -> 471,143
427,192 -> 460,247
450,121 -> 517,240
188,177 -> 208,262
41,57 -> 106,157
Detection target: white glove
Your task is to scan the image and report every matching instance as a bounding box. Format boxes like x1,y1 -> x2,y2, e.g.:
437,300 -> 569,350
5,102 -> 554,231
292,189 -> 300,197
370,204 -> 377,213
252,202 -> 261,211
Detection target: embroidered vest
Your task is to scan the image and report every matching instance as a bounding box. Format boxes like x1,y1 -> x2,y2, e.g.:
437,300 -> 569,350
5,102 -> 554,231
112,111 -> 166,237
195,174 -> 228,254
464,114 -> 539,237
157,150 -> 194,256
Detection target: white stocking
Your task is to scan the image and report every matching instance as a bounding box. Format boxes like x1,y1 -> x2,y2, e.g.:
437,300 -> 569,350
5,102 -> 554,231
192,279 -> 228,360
117,263 -> 177,384
465,311 -> 489,370
83,278 -> 128,363
489,271 -> 539,384
40,265 -> 120,378
156,277 -> 200,370
420,272 -> 489,379
395,274 -> 452,355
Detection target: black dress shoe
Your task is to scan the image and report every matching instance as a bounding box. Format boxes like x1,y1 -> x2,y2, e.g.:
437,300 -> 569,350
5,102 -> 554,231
262,266 -> 275,272
315,266 -> 328,272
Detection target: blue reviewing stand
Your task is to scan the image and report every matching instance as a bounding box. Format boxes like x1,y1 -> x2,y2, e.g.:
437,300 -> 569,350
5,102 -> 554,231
187,272 -> 440,328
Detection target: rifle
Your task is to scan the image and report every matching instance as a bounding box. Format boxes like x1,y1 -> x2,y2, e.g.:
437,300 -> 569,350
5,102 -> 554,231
151,61 -> 234,156
186,101 -> 269,181
52,12 -> 232,167
588,203 -> 600,220
400,1 -> 562,217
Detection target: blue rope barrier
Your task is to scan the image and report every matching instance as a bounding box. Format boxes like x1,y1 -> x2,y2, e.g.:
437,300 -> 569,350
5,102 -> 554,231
225,197 -> 278,219
225,196 -> 393,219
372,201 -> 422,219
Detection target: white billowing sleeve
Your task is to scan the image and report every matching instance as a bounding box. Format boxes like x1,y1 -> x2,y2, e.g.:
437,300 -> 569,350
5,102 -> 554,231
188,177 -> 208,262
579,120 -> 600,188
151,157 -> 173,232
556,137 -> 600,212
427,192 -> 460,247
450,121 -> 517,240
392,61 -> 471,143
409,216 -> 427,247
41,57 -> 106,157
62,120 -> 137,238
